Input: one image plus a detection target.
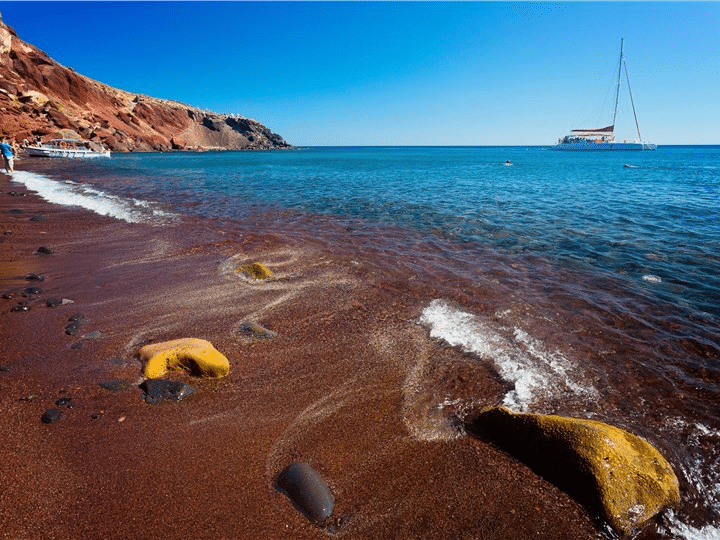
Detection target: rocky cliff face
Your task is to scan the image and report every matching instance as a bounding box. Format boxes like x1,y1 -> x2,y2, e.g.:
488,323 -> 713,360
0,16 -> 290,152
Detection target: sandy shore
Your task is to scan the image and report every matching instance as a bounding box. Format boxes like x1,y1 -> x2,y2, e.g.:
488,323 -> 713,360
0,168 -> 613,539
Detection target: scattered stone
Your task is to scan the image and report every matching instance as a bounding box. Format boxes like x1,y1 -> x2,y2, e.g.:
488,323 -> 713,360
10,302 -> 29,312
0,365 -> 11,372
19,394 -> 35,402
465,407 -> 681,537
70,342 -> 82,350
46,298 -> 62,308
65,323 -> 79,335
35,246 -> 54,255
82,330 -> 103,340
55,396 -> 73,408
6,208 -> 24,215
140,378 -> 195,404
91,413 -> 101,420
139,338 -> 230,379
29,215 -> 47,222
276,462 -> 335,526
24,273 -> 45,282
23,286 -> 43,296
1,292 -> 15,300
65,314 -> 87,335
98,380 -> 131,392
238,320 -> 278,340
237,262 -> 275,280
41,408 -> 61,424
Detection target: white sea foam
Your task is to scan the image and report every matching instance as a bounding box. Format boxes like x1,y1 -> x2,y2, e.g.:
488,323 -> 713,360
10,170 -> 172,224
643,274 -> 662,283
419,299 -> 597,411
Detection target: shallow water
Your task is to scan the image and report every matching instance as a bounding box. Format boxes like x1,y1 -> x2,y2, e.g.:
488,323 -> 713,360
11,146 -> 720,538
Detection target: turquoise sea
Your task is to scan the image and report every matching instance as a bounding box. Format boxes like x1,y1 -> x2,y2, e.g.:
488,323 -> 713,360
12,146 -> 720,539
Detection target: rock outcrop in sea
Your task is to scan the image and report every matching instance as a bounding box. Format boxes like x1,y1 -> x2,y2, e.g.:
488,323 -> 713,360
466,406 -> 681,537
0,14 -> 290,152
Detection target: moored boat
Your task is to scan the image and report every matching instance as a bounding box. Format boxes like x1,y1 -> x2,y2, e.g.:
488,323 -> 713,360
553,40 -> 656,151
23,138 -> 110,158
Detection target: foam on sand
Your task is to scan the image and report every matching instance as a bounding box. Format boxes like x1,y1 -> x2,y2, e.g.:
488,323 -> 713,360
419,299 -> 597,412
10,170 -> 171,224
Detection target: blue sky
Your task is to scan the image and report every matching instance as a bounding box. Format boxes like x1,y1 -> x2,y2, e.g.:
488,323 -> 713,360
1,2 -> 718,145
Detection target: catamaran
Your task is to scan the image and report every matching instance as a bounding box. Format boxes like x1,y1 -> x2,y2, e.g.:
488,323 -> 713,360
553,39 -> 656,151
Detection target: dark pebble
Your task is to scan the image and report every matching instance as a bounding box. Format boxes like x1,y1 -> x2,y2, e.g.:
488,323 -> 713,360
99,380 -> 131,392
35,246 -> 54,255
65,323 -> 79,335
6,208 -> 24,215
239,320 -> 278,339
19,394 -> 35,402
0,365 -> 11,372
10,303 -> 29,312
70,342 -> 82,350
41,408 -> 61,424
91,413 -> 100,420
46,298 -> 62,308
276,462 -> 335,525
1,292 -> 16,299
140,378 -> 195,404
23,286 -> 43,296
25,273 -> 45,282
68,313 -> 86,324
29,215 -> 47,222
55,396 -> 72,407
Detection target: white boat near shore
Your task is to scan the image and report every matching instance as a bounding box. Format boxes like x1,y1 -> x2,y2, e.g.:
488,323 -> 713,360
23,139 -> 110,158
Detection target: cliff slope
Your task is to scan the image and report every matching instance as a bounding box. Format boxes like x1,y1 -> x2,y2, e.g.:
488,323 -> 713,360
0,15 -> 290,152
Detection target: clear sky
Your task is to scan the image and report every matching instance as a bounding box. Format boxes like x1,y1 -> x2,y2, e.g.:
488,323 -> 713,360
1,2 -> 718,146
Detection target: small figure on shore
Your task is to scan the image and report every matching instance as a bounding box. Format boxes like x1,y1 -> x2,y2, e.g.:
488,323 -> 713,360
1,138 -> 15,173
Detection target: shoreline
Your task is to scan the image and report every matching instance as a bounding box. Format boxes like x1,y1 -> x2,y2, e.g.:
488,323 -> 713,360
0,164 -> 634,539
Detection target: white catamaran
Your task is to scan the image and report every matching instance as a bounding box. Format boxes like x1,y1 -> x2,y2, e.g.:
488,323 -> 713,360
553,39 -> 656,151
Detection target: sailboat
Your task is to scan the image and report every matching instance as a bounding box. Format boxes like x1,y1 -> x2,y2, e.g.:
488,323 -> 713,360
553,39 -> 656,151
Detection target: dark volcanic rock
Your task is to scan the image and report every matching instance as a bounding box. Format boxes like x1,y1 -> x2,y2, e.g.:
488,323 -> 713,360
140,378 -> 194,404
24,273 -> 44,282
41,408 -> 61,424
275,462 -> 335,526
35,246 -> 54,255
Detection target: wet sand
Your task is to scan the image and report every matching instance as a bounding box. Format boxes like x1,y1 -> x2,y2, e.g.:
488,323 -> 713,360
0,169 -> 615,539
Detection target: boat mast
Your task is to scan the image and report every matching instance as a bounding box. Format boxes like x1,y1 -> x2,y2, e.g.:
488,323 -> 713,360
623,47 -> 644,142
611,38 -> 624,129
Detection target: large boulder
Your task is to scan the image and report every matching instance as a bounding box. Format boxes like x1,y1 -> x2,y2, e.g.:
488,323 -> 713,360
139,338 -> 230,379
466,407 -> 680,537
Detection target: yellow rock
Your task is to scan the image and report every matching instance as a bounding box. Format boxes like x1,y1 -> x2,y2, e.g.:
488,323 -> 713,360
237,262 -> 275,280
467,407 -> 680,536
139,338 -> 230,379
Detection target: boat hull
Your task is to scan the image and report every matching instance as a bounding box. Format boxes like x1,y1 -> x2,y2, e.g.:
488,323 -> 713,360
552,140 -> 656,151
24,146 -> 110,158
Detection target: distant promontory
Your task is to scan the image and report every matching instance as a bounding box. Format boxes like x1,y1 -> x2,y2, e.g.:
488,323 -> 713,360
0,14 -> 291,152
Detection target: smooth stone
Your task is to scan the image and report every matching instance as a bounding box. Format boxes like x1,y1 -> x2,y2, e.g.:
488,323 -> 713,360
10,303 -> 29,312
68,313 -> 86,323
6,208 -> 24,214
55,397 -> 73,408
140,378 -> 194,404
46,298 -> 62,308
276,462 -> 335,525
98,380 -> 131,392
70,342 -> 82,350
1,292 -> 15,299
24,273 -> 45,282
139,338 -> 230,379
29,215 -> 47,222
82,330 -> 103,340
238,320 -> 278,340
35,246 -> 54,255
41,408 -> 61,424
0,365 -> 11,372
237,262 -> 275,280
466,407 -> 681,536
65,323 -> 79,335
23,286 -> 43,296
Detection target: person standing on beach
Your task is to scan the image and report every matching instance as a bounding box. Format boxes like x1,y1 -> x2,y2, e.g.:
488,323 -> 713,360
1,138 -> 15,173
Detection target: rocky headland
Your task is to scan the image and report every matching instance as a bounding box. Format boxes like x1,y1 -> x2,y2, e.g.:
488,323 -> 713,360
0,14 -> 290,152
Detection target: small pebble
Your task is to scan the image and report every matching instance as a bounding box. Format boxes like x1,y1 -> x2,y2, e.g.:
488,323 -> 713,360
70,342 -> 82,350
24,273 -> 45,282
46,298 -> 62,308
23,286 -> 43,296
29,215 -> 47,222
35,246 -> 54,255
55,396 -> 73,408
41,408 -> 61,424
82,330 -> 103,340
10,303 -> 29,312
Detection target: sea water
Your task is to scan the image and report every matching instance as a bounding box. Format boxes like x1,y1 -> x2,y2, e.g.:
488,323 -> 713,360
10,146 -> 720,538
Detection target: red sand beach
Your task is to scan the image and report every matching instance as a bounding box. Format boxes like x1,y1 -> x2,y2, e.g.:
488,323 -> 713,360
1,168 -> 619,539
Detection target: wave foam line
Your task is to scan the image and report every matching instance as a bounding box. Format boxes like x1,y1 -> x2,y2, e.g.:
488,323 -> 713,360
10,170 -> 171,224
419,299 -> 597,411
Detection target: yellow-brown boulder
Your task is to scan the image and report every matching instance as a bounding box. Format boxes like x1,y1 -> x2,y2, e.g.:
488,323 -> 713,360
237,262 -> 274,280
139,338 -> 230,379
466,407 -> 680,537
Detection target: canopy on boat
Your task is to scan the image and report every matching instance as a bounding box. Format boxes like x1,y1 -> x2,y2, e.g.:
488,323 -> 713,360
570,125 -> 615,135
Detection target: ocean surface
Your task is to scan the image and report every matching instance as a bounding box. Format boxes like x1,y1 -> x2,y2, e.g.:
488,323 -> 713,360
11,146 -> 720,539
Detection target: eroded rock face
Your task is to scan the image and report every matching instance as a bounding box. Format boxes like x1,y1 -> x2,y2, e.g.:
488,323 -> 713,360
139,338 -> 230,379
0,17 -> 290,151
466,407 -> 680,537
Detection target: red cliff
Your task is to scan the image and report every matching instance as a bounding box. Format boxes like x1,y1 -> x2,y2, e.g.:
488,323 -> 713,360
0,15 -> 290,152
